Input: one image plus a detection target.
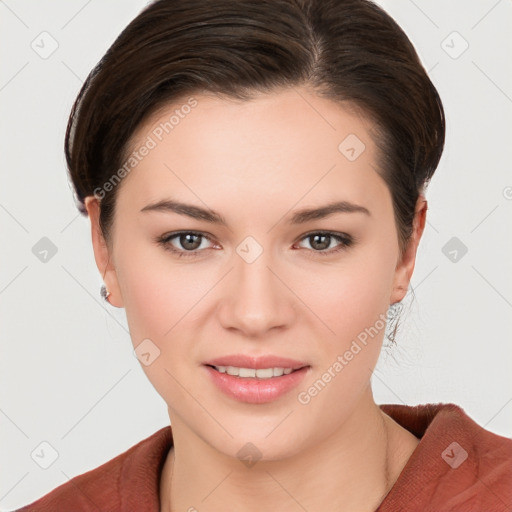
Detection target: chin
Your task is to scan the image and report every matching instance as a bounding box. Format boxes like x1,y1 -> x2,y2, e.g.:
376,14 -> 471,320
198,413 -> 312,464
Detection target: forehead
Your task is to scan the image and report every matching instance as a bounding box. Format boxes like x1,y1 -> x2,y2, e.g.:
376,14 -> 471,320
116,87 -> 389,215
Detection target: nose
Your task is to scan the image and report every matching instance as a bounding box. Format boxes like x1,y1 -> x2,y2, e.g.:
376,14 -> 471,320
217,249 -> 296,338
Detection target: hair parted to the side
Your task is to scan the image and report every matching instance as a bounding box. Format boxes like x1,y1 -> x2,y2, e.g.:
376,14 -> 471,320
65,0 -> 445,336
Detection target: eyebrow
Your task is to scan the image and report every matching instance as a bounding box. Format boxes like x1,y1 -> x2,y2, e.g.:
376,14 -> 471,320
140,199 -> 228,225
288,201 -> 371,223
140,198 -> 370,225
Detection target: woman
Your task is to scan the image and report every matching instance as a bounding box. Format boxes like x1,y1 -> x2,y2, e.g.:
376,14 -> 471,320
15,0 -> 512,511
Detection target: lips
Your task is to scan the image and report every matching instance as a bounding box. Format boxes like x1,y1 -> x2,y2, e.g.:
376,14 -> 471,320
202,354 -> 310,404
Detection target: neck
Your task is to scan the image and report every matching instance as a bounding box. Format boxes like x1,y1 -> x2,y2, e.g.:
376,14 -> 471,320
160,391 -> 419,512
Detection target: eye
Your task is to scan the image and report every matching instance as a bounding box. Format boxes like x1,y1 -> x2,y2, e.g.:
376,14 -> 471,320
295,231 -> 354,255
156,230 -> 354,259
156,231 -> 217,258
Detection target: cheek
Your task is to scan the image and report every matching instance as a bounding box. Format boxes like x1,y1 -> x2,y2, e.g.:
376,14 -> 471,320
115,236 -> 202,341
292,252 -> 396,436
296,247 -> 397,345
114,239 -> 219,385
115,245 -> 200,406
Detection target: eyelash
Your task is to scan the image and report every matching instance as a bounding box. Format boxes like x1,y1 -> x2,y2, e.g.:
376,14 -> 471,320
155,230 -> 354,259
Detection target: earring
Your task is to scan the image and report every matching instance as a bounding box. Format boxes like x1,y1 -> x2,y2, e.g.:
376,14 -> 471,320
100,284 -> 112,304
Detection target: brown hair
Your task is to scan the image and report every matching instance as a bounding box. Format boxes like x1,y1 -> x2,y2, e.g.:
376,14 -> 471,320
65,0 -> 445,257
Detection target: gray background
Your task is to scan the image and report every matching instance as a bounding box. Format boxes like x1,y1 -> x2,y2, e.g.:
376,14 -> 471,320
1,0 -> 511,509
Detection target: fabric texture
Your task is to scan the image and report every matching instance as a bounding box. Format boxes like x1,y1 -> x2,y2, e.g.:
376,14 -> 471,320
14,403 -> 512,512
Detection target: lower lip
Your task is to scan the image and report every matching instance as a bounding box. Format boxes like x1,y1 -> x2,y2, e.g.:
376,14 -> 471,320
204,365 -> 310,404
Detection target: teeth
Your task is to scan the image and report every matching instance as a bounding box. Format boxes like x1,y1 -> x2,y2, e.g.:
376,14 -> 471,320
226,366 -> 238,376
213,365 -> 296,378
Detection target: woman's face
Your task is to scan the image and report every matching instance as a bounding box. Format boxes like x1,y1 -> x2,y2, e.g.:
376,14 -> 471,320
87,87 -> 422,460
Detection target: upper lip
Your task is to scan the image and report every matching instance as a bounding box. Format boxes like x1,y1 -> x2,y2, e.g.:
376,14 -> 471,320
203,354 -> 309,370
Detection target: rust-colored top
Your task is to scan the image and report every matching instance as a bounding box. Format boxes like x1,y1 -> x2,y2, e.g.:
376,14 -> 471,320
15,403 -> 512,511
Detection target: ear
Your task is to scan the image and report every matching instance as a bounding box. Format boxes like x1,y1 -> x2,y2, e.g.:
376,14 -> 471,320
389,194 -> 427,305
84,196 -> 124,308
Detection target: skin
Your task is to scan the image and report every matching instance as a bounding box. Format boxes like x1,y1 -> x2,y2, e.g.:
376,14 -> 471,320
85,86 -> 426,512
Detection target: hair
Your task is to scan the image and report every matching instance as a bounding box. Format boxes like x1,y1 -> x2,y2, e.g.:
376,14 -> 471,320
65,0 -> 445,339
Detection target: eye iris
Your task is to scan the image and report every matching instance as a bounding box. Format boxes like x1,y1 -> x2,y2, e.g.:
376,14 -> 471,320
180,233 -> 202,250
311,234 -> 330,250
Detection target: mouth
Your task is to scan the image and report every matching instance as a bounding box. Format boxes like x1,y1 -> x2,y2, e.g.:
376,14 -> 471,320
202,355 -> 310,404
205,364 -> 303,379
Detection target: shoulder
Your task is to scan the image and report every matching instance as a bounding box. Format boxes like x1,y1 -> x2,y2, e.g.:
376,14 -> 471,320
14,426 -> 173,512
378,402 -> 512,511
